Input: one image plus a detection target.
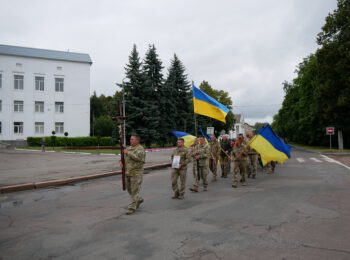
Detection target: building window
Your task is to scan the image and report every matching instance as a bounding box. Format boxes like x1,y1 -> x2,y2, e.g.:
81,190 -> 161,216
55,102 -> 64,113
35,122 -> 44,134
14,100 -> 24,112
35,76 -> 45,91
0,73 -> 2,88
0,122 -> 2,134
14,122 -> 23,134
55,122 -> 64,134
35,101 -> 44,113
14,75 -> 24,90
0,100 -> 2,112
55,78 -> 64,92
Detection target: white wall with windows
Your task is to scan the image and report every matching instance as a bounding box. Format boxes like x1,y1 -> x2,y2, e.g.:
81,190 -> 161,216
0,50 -> 91,141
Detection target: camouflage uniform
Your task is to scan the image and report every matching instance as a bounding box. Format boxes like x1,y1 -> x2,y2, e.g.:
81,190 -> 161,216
267,161 -> 277,174
247,145 -> 259,178
171,147 -> 191,198
209,139 -> 220,181
232,143 -> 248,187
125,144 -> 146,211
191,143 -> 210,190
191,143 -> 200,179
220,139 -> 232,178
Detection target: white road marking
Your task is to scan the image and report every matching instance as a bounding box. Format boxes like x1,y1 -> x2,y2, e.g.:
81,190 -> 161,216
15,148 -> 40,152
321,154 -> 350,171
100,153 -> 116,156
310,157 -> 322,163
296,158 -> 305,163
322,156 -> 335,163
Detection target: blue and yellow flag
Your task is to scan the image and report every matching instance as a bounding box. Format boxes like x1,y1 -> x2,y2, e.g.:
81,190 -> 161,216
199,128 -> 211,143
193,84 -> 230,123
171,131 -> 196,147
248,125 -> 291,166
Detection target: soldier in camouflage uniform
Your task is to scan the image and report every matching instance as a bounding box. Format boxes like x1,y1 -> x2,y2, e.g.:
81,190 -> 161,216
220,134 -> 232,178
267,161 -> 277,174
171,138 -> 191,199
231,137 -> 248,188
190,136 -> 210,192
122,134 -> 146,215
191,138 -> 199,179
246,132 -> 259,179
209,135 -> 220,182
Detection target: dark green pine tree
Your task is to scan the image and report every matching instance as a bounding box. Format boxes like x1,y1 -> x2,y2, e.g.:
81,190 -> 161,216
140,44 -> 163,147
117,44 -> 146,145
165,54 -> 192,134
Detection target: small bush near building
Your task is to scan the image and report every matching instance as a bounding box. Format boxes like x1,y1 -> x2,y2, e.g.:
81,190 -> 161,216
27,136 -> 113,147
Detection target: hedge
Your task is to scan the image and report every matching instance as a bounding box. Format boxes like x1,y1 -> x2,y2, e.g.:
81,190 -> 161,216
27,136 -> 114,147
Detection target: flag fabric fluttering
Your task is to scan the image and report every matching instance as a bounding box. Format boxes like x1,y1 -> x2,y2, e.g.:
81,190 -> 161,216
199,128 -> 211,143
248,125 -> 291,166
192,83 -> 230,123
171,131 -> 196,147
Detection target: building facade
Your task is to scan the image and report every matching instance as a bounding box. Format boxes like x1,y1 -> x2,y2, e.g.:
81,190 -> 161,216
0,44 -> 92,141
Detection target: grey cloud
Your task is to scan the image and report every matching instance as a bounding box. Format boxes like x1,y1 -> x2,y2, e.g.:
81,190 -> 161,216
0,0 -> 337,124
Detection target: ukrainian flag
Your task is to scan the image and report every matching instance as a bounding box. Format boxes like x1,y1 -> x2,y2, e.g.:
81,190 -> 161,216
248,125 -> 291,166
193,84 -> 230,123
171,131 -> 196,147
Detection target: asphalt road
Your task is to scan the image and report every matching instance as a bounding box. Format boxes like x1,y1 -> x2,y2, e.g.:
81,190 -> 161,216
1,149 -> 350,259
0,148 -> 173,186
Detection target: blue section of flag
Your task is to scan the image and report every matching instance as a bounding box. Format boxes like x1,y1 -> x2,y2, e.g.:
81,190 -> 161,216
256,125 -> 291,158
192,84 -> 230,113
171,130 -> 194,138
199,128 -> 211,143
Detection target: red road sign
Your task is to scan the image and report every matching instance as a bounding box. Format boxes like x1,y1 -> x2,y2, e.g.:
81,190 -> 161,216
326,127 -> 335,135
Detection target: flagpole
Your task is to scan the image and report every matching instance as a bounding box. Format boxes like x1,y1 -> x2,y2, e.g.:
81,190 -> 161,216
192,81 -> 198,136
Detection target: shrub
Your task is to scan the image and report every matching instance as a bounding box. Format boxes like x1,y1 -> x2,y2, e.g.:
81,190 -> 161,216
27,136 -> 113,147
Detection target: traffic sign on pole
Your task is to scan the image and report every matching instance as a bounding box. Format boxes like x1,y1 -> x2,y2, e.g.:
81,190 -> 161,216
326,127 -> 335,149
326,127 -> 335,135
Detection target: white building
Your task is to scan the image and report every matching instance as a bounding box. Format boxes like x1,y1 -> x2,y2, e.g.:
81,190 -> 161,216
0,44 -> 92,142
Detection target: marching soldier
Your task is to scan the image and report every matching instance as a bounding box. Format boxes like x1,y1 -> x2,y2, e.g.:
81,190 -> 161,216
247,132 -> 259,179
190,136 -> 210,192
231,137 -> 248,188
121,134 -> 146,215
267,161 -> 277,174
220,134 -> 232,178
170,138 -> 191,199
191,138 -> 199,179
209,135 -> 220,182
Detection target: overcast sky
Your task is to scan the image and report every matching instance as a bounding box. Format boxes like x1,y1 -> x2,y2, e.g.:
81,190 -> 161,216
0,0 -> 337,125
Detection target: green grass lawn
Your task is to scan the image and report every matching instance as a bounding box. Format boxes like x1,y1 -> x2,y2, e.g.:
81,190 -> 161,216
290,143 -> 350,153
20,146 -> 120,155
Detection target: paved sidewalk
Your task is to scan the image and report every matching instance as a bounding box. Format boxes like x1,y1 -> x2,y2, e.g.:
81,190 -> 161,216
0,148 -> 173,187
325,154 -> 350,167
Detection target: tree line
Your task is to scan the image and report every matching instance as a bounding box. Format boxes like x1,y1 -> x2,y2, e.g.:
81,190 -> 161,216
272,0 -> 350,147
91,44 -> 234,147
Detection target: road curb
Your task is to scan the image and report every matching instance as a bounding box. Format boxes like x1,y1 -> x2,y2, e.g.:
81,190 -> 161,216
0,162 -> 171,194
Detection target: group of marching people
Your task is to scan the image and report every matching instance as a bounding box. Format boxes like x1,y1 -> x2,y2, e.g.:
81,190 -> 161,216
121,133 -> 277,215
170,132 -> 277,200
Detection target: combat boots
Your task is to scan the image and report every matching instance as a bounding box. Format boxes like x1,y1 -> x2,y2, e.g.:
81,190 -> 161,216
172,192 -> 179,199
126,209 -> 135,215
211,176 -> 217,182
136,198 -> 144,208
203,186 -> 208,191
189,186 -> 198,192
